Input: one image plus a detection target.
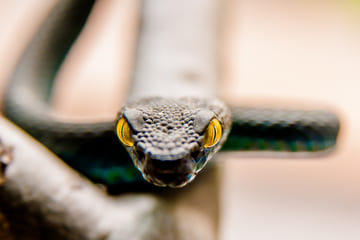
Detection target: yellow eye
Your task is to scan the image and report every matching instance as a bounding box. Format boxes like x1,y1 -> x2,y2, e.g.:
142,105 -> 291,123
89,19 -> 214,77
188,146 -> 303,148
203,118 -> 222,148
116,117 -> 134,147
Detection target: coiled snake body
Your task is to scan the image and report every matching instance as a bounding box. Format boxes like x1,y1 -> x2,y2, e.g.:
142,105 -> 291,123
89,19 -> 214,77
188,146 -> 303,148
4,0 -> 340,188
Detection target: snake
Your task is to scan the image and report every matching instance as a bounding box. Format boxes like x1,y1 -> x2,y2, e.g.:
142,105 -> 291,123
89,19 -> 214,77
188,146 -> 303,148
3,0 -> 340,189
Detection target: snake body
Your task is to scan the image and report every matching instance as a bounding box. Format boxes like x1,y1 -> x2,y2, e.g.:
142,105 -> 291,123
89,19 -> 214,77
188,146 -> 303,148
4,0 -> 339,188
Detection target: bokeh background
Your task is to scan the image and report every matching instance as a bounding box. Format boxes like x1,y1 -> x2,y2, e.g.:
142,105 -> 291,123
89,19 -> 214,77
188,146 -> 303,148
1,0 -> 359,239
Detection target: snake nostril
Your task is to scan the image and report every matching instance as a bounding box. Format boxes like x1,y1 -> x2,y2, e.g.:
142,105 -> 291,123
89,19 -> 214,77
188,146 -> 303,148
190,149 -> 200,160
136,150 -> 145,163
135,144 -> 146,163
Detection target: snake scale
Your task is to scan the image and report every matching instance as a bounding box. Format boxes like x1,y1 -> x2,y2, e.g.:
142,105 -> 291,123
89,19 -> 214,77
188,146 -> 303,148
3,0 -> 340,189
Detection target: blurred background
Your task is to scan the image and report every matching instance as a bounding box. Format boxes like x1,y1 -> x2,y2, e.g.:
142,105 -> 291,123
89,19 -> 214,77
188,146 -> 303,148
1,0 -> 359,239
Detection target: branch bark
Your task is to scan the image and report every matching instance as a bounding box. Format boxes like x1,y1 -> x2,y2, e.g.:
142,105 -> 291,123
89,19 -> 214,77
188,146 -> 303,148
0,116 -> 177,240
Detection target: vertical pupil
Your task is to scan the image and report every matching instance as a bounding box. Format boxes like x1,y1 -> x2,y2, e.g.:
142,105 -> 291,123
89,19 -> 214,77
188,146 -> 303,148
122,124 -> 126,140
212,124 -> 217,143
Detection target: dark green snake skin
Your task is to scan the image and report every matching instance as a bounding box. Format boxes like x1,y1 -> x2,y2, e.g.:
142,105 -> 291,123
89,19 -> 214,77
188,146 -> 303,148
3,0 -> 340,189
223,107 -> 339,152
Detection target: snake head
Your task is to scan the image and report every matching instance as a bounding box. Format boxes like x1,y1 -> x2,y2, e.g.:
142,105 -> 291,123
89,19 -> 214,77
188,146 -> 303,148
116,97 -> 231,188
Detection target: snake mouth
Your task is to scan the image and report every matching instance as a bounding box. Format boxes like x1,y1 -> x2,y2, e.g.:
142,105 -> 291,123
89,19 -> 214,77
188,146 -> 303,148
143,169 -> 196,188
135,153 -> 197,187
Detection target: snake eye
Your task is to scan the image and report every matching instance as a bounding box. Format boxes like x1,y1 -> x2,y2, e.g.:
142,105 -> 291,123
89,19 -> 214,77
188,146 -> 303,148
116,116 -> 134,147
203,118 -> 222,148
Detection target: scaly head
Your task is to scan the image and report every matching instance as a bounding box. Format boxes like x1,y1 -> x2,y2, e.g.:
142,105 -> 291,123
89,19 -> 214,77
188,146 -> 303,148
115,97 -> 231,188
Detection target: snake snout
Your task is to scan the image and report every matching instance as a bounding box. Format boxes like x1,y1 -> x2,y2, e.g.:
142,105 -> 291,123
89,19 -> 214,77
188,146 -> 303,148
141,153 -> 197,188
